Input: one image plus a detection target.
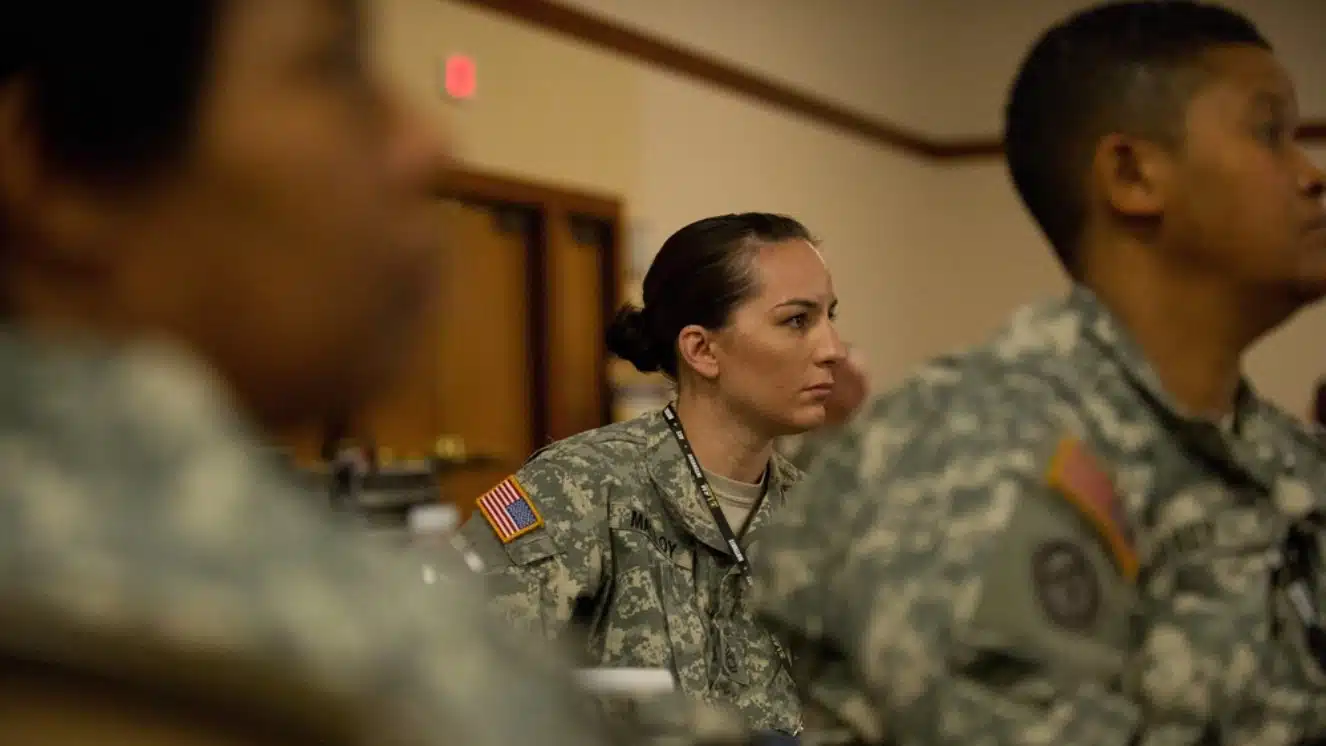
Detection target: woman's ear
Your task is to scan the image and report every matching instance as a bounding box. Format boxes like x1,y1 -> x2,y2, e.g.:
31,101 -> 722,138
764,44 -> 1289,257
677,324 -> 719,380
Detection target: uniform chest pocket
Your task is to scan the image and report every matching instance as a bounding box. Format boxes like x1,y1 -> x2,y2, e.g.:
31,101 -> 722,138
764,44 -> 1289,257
1148,514 -> 1279,667
1141,512 -> 1297,727
707,593 -> 787,693
705,571 -> 753,694
1153,515 -> 1278,601
710,622 -> 749,691
703,567 -> 801,733
604,506 -> 706,687
606,505 -> 693,572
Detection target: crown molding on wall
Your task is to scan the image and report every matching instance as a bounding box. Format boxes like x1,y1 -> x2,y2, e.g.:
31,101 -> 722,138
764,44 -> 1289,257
448,0 -> 1326,160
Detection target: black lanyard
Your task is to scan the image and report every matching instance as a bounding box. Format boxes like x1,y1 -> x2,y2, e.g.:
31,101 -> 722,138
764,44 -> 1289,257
1279,523 -> 1326,671
661,403 -> 799,721
661,403 -> 758,583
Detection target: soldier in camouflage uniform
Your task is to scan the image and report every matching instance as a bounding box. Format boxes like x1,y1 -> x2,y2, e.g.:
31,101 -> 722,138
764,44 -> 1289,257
0,3 -> 614,745
459,213 -> 852,741
754,3 -> 1326,746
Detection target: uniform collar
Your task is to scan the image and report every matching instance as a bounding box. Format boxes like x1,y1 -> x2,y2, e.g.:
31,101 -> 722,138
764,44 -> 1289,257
642,408 -> 799,555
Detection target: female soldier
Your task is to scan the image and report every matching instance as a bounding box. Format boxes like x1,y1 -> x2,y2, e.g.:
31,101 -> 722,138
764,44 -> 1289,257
459,212 -> 851,739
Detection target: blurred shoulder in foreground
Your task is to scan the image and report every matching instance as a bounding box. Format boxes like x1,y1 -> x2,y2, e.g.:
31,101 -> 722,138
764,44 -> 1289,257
0,334 -> 615,746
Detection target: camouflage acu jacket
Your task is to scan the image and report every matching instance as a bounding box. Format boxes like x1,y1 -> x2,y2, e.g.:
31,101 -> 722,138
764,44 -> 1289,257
755,286 -> 1326,746
459,409 -> 804,736
0,330 -> 616,746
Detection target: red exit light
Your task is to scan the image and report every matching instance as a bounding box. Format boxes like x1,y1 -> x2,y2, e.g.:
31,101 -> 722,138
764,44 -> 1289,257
444,54 -> 477,100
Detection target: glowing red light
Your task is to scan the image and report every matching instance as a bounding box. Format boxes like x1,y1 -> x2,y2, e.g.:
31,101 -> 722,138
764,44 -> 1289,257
444,54 -> 477,100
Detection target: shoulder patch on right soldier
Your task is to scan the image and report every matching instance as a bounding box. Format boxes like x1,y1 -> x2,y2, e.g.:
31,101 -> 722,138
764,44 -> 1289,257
1030,539 -> 1100,630
1044,437 -> 1137,582
476,476 -> 543,544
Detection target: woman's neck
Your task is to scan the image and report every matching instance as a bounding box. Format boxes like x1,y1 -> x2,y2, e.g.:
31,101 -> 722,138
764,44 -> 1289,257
673,390 -> 773,484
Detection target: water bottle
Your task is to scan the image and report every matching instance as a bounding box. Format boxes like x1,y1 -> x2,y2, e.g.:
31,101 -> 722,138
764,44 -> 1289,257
407,503 -> 461,585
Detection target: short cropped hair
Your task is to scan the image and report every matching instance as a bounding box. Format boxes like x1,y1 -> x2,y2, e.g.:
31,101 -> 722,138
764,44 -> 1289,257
1004,1 -> 1269,274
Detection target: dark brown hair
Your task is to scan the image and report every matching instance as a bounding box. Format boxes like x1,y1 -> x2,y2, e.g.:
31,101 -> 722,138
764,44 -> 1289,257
605,212 -> 814,378
1005,1 -> 1268,275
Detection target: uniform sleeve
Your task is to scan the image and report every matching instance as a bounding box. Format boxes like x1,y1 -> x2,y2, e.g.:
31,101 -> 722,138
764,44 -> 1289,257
458,448 -> 611,643
753,412 -> 1143,746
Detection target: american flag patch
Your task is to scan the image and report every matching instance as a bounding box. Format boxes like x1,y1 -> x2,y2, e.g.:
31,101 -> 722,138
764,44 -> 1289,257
1046,437 -> 1137,581
477,476 -> 543,544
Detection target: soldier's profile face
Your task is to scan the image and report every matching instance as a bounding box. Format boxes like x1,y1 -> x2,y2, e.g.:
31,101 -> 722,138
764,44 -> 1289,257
1159,45 -> 1325,300
151,0 -> 453,429
708,239 -> 846,436
4,0 -> 452,431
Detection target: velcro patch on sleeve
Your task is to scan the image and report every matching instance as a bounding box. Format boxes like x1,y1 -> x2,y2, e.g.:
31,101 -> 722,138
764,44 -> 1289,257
477,476 -> 543,544
1045,437 -> 1137,581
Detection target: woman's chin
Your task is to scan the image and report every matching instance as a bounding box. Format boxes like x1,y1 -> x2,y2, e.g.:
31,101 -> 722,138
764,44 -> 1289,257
775,403 -> 829,435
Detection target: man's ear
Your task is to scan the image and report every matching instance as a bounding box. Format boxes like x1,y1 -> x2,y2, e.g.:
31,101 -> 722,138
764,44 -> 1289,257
1091,132 -> 1173,220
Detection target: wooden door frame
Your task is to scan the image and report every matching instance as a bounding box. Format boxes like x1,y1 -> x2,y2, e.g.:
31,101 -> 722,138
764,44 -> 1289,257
439,165 -> 625,447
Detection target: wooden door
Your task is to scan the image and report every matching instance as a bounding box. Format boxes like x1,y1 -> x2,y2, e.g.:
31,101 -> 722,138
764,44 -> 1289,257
273,178 -> 622,522
362,199 -> 535,518
546,214 -> 613,442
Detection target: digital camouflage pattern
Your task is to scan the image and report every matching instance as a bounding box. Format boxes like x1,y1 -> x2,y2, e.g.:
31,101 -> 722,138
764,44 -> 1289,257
459,409 -> 804,737
777,426 -> 846,474
754,286 -> 1326,746
0,330 -> 617,746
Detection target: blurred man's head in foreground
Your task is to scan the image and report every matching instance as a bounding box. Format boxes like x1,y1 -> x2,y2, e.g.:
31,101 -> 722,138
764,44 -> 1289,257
0,1 -> 452,431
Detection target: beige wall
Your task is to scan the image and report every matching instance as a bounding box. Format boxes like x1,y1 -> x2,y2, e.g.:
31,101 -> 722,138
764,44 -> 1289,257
556,0 -> 1326,139
374,0 -> 937,387
375,0 -> 642,198
377,0 -> 1326,414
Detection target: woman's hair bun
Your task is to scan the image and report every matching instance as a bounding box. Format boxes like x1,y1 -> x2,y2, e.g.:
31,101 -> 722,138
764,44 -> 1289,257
604,304 -> 662,374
